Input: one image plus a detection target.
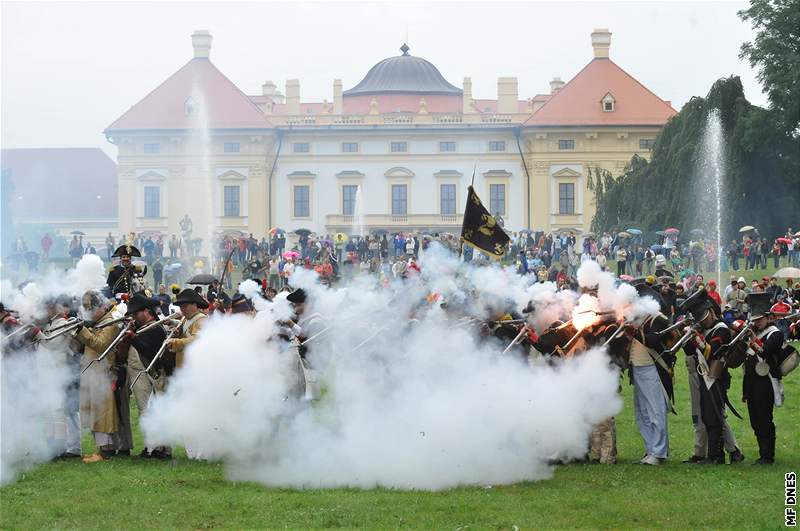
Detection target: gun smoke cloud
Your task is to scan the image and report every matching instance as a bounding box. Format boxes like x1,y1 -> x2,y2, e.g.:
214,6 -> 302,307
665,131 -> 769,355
143,248 -> 625,490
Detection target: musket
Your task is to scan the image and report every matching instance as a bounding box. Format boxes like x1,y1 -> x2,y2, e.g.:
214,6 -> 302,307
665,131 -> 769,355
662,326 -> 698,357
351,325 -> 390,353
80,323 -> 130,374
36,318 -> 84,342
502,325 -> 530,355
656,316 -> 696,337
134,312 -> 181,336
1,323 -> 34,344
129,318 -> 185,390
93,316 -> 129,329
602,321 -> 630,348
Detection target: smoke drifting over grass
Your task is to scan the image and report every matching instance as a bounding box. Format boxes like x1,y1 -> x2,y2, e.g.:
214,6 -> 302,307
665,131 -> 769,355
1,255 -> 107,484
143,248 -> 625,490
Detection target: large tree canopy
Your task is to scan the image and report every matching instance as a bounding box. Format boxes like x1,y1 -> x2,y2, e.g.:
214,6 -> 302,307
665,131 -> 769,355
739,0 -> 800,135
588,76 -> 799,239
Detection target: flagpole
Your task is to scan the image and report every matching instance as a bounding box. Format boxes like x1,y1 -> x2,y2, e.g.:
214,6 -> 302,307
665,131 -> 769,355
460,162 -> 478,260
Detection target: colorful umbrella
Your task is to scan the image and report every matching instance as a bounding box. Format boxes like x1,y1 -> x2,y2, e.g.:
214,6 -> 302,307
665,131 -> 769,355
282,251 -> 300,259
268,227 -> 285,237
776,237 -> 793,245
619,274 -> 634,282
664,228 -> 680,235
334,233 -> 349,243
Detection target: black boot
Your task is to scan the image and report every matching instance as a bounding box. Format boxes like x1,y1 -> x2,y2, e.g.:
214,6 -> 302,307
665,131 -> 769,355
729,448 -> 745,463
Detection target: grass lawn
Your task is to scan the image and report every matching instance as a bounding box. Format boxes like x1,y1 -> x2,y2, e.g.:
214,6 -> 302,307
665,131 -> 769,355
1,350 -> 798,529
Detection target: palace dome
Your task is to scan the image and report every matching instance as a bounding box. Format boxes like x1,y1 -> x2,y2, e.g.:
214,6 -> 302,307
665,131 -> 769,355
343,44 -> 462,97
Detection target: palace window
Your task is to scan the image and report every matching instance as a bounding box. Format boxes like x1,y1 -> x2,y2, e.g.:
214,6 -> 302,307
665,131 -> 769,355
602,93 -> 615,112
488,141 -> 506,152
293,142 -> 310,153
342,142 -> 359,153
143,186 -> 160,218
489,183 -> 506,216
391,184 -> 407,215
439,141 -> 456,152
144,143 -> 160,154
440,184 -> 456,215
223,185 -> 240,217
558,183 -> 575,214
390,141 -> 408,153
224,142 -> 240,153
639,138 -> 655,150
342,184 -> 358,215
558,139 -> 575,150
293,185 -> 310,217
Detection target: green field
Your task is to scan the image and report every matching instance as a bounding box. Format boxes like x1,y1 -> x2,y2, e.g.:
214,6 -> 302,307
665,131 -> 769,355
1,354 -> 798,529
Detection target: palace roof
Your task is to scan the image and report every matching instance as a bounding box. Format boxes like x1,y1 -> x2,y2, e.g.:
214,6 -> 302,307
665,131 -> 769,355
1,148 -> 117,220
343,44 -> 462,97
524,58 -> 676,127
105,58 -> 271,132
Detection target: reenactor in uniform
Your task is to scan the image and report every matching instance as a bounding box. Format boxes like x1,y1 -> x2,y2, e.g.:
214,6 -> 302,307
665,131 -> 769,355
166,289 -> 208,369
74,291 -> 124,462
117,293 -> 171,458
230,293 -> 256,316
680,290 -> 738,465
626,284 -> 674,465
107,245 -> 145,296
35,296 -> 83,459
742,293 -> 784,464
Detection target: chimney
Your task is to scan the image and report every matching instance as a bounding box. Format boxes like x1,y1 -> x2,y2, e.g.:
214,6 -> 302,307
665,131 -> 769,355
261,81 -> 276,114
191,30 -> 212,59
549,77 -> 565,94
333,79 -> 343,114
462,77 -> 474,114
591,28 -> 612,59
497,77 -> 518,114
286,79 -> 300,115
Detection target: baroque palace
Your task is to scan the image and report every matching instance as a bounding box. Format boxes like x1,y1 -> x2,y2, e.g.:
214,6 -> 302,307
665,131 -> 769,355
106,29 -> 675,247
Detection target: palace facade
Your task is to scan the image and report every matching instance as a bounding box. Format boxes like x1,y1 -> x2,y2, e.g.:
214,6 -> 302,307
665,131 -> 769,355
105,29 -> 675,249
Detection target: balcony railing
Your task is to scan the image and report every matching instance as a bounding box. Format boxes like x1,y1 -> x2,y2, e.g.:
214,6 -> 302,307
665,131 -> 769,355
271,112 -> 531,127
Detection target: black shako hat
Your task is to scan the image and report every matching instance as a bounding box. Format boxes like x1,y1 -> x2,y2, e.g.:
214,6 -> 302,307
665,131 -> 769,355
231,294 -> 255,314
679,289 -> 715,321
112,244 -> 142,258
174,288 -> 209,309
125,292 -> 160,316
286,288 -> 307,304
746,292 -> 773,320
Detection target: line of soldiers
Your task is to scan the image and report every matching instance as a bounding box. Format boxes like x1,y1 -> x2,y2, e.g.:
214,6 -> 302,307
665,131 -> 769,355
478,280 -> 798,465
2,244 -> 798,466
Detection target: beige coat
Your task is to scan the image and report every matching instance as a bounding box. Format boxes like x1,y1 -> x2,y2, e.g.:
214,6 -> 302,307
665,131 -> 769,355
77,311 -> 120,434
171,311 -> 206,368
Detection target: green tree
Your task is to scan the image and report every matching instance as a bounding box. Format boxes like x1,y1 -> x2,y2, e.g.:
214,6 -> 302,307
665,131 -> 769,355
739,0 -> 800,135
589,77 -> 799,239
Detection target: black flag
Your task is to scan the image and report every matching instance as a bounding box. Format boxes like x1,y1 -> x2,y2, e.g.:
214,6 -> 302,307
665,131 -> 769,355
460,186 -> 510,258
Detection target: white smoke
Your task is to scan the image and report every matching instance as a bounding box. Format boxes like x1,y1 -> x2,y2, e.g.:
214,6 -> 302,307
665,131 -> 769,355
143,250 -> 624,490
1,345 -> 74,485
0,254 -> 106,484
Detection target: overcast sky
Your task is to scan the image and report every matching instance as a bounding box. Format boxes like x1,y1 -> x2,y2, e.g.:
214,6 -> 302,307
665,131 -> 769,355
1,1 -> 763,158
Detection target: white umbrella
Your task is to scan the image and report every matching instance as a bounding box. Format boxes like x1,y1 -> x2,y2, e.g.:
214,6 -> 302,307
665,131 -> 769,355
739,225 -> 756,233
774,267 -> 800,279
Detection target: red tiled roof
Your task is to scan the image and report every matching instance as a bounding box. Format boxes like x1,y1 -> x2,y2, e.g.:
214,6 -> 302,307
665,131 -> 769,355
524,58 -> 676,126
106,58 -> 271,132
1,148 -> 117,219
